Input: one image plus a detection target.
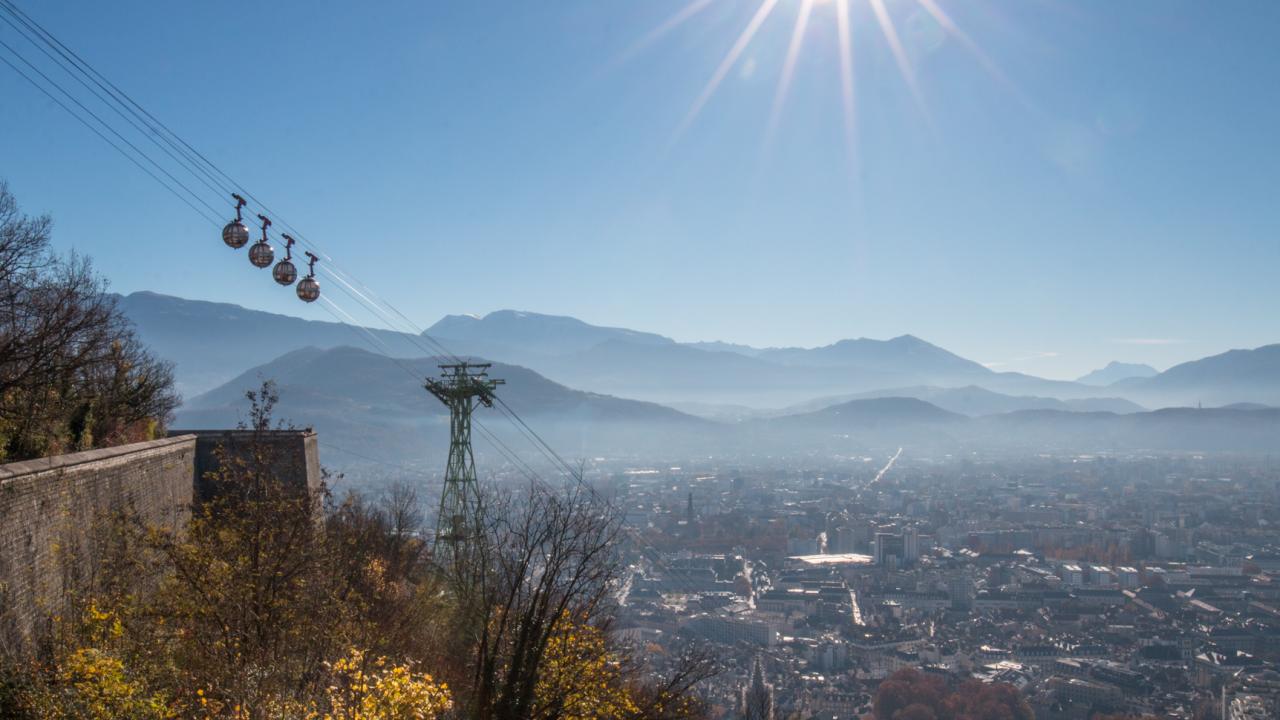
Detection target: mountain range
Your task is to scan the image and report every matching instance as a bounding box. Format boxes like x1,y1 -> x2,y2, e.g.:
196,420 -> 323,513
423,311 -> 1105,405
176,345 -> 707,464
1114,345 -> 1280,407
174,345 -> 1280,468
119,291 -> 1280,462
419,308 -> 1279,409
1076,361 -> 1159,386
780,386 -> 1145,418
736,399 -> 1280,456
117,291 -> 1090,405
117,292 -> 426,396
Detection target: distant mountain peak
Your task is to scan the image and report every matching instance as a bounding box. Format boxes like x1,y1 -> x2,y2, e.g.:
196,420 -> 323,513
423,309 -> 675,357
759,334 -> 990,378
788,396 -> 965,425
1076,361 -> 1159,386
484,309 -> 567,321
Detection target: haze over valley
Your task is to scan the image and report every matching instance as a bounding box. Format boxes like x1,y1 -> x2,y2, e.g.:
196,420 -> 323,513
117,291 -> 1280,467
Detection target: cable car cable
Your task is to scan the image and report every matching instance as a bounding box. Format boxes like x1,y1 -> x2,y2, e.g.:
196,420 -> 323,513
322,443 -> 432,479
0,0 -> 401,324
317,293 -> 698,595
0,0 -> 237,199
317,295 -> 542,484
5,25 -> 571,493
0,6 -> 233,203
0,36 -> 225,223
1,0 -> 467,367
0,49 -> 222,228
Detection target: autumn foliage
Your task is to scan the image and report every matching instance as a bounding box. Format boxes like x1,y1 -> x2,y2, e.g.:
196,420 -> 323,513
0,182 -> 178,462
0,381 -> 712,719
872,668 -> 1034,720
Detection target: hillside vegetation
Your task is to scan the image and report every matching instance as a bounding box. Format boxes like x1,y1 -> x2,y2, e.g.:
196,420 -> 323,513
0,182 -> 178,462
0,382 -> 714,719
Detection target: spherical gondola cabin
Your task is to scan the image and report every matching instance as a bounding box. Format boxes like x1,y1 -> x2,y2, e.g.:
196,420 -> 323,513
273,233 -> 298,285
249,214 -> 274,268
273,258 -> 297,285
223,220 -> 249,249
296,276 -> 320,302
222,194 -> 249,248
297,252 -> 320,302
249,239 -> 274,267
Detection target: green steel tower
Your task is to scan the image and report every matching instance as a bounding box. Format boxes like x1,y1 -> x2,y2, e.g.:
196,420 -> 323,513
425,362 -> 504,558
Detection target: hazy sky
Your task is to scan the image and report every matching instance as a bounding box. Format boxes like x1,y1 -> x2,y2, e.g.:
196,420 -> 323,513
1,1 -> 1277,380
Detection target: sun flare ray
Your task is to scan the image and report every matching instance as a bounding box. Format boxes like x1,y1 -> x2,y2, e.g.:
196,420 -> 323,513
868,0 -> 927,113
673,0 -> 782,141
835,0 -> 858,165
764,0 -> 816,149
914,0 -> 1031,110
613,0 -> 716,70
639,0 -> 1025,159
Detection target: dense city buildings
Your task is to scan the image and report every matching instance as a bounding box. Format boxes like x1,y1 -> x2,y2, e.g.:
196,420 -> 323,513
602,451 -> 1280,719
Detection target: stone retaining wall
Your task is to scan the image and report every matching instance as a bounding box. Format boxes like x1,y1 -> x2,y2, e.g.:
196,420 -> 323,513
0,435 -> 195,656
0,429 -> 319,657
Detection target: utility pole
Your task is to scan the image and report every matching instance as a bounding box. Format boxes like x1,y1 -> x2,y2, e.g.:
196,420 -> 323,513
425,362 -> 504,561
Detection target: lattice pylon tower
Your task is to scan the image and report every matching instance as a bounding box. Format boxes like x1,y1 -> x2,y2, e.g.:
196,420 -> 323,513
425,362 -> 504,562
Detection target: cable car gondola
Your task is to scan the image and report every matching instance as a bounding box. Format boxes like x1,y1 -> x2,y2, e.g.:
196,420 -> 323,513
221,193 -> 249,248
249,214 -> 274,268
273,234 -> 298,285
297,252 -> 320,302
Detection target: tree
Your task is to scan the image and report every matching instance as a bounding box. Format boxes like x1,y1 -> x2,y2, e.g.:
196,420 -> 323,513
0,181 -> 178,460
945,680 -> 1033,720
624,643 -> 717,720
532,619 -> 638,719
448,481 -> 623,719
446,480 -> 715,720
873,669 -> 946,720
132,381 -> 339,713
893,704 -> 938,720
872,669 -> 1032,720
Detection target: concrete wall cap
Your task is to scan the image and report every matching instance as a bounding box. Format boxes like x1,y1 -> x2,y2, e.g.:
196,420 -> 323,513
0,435 -> 197,482
168,429 -> 316,439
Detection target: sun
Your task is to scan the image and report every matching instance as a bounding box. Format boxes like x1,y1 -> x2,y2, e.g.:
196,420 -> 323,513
625,0 -> 1014,162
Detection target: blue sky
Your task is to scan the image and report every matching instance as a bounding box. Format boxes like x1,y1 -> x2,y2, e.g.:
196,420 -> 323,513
1,0 -> 1277,380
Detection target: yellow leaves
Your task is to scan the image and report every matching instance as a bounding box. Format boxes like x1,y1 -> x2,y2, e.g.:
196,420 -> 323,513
25,646 -> 174,720
318,647 -> 453,720
364,557 -> 389,594
85,600 -> 112,624
9,601 -> 174,719
536,621 -> 639,720
80,599 -> 125,645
